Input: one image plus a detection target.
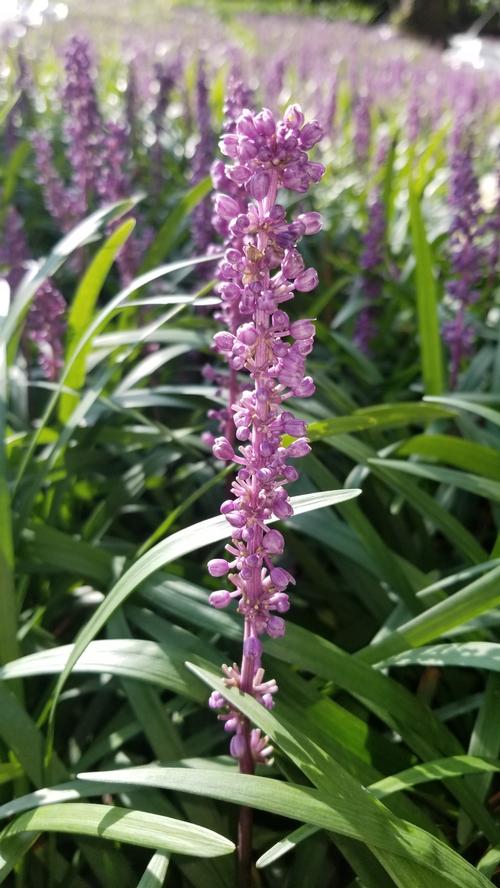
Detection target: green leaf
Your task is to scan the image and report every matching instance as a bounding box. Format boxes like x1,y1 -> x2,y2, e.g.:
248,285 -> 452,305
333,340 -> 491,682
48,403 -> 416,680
256,824 -> 318,869
368,458 -> 500,504
425,396 -> 500,428
264,623 -> 500,841
0,639 -> 208,702
14,255 -> 213,492
0,803 -> 235,857
137,851 -> 170,888
59,218 -> 136,422
0,684 -> 65,786
0,283 -> 17,668
361,563 -> 500,664
458,674 -> 500,844
477,846 -> 500,878
141,177 -> 212,270
408,185 -> 444,395
319,433 -> 486,563
0,833 -> 37,885
257,755 -> 500,870
308,402 -> 454,440
397,434 -> 500,481
77,763 -> 491,887
369,755 -> 500,798
379,642 -> 500,674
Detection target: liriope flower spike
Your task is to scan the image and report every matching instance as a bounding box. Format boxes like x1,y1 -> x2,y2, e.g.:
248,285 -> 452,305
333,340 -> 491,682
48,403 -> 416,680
207,104 -> 324,767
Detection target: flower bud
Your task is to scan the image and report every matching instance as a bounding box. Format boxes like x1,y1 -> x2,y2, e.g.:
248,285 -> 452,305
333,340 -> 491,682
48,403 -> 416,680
282,249 -> 304,280
290,319 -> 316,340
237,322 -> 258,345
215,194 -> 241,220
213,331 -> 234,352
208,558 -> 230,577
263,529 -> 285,554
219,134 -> 238,157
284,104 -> 304,129
306,161 -> 325,183
272,310 -> 289,329
254,108 -> 275,137
294,267 -> 319,292
282,416 -> 307,437
299,121 -> 323,149
230,733 -> 246,759
212,437 -> 235,461
287,437 -> 311,458
208,691 -> 225,710
209,590 -> 232,609
226,510 -> 247,528
267,615 -> 286,638
248,170 -> 270,200
293,376 -> 316,398
297,211 -> 322,235
270,567 -> 294,590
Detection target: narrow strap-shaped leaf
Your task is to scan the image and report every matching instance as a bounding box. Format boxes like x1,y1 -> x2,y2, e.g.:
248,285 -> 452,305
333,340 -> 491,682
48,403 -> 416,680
137,851 -> 170,888
0,803 -> 235,857
408,183 -> 444,395
59,217 -> 136,421
379,642 -> 500,674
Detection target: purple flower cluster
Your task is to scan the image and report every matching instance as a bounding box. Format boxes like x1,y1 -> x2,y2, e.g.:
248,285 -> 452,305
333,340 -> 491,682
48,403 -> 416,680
442,127 -> 485,387
354,139 -> 388,353
202,74 -> 255,447
150,60 -> 179,189
206,104 -> 324,766
24,280 -> 66,381
62,36 -> 103,219
33,133 -> 76,234
190,60 -> 215,253
34,37 -> 101,232
98,123 -> 153,286
353,93 -> 371,163
0,208 -> 66,380
0,207 -> 29,291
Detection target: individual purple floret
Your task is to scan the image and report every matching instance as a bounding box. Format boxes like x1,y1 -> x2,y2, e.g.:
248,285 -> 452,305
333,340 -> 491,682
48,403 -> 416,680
207,104 -> 324,768
190,59 -> 215,253
442,126 -> 485,387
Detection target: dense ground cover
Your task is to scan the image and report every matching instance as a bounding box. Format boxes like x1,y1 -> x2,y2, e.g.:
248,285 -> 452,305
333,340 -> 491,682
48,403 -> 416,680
1,4 -> 500,886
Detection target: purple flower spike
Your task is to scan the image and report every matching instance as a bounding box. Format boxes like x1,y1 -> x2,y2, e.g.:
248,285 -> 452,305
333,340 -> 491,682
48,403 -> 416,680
62,36 -> 103,219
443,125 -> 485,387
0,208 -> 66,379
354,135 -> 389,354
190,58 -> 215,253
207,104 -> 324,766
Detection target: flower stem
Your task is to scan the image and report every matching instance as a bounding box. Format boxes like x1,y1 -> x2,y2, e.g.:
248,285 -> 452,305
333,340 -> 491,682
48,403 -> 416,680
238,719 -> 255,888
